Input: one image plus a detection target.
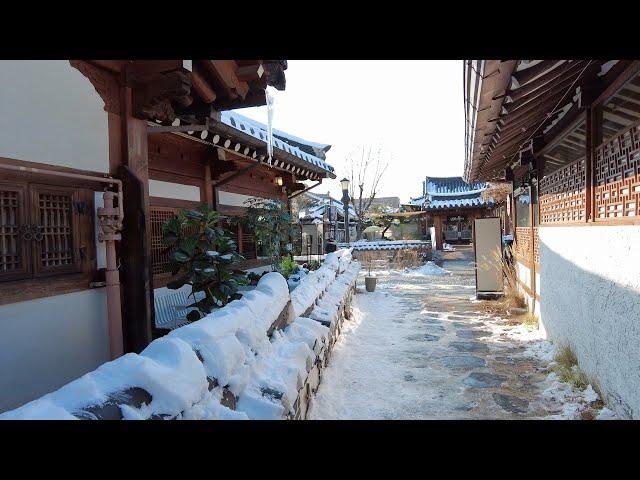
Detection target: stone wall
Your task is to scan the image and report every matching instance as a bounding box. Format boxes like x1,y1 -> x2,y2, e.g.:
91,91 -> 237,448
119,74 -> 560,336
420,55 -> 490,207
0,249 -> 360,420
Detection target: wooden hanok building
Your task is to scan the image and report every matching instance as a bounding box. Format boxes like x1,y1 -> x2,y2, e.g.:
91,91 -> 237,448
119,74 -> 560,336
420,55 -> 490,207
465,60 -> 640,418
404,176 -> 497,249
0,60 -> 335,413
297,191 -> 357,253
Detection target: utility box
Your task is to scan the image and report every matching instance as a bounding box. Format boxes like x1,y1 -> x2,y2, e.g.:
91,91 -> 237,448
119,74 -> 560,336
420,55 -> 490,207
473,217 -> 503,297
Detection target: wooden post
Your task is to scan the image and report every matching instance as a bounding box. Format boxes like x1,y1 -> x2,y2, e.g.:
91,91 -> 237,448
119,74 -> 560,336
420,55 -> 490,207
529,195 -> 535,301
585,107 -> 593,222
118,85 -> 154,353
204,162 -> 213,208
433,215 -> 443,250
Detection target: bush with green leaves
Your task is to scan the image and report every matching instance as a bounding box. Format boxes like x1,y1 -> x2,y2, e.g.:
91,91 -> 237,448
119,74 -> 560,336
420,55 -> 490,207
162,204 -> 248,322
241,197 -> 296,272
278,256 -> 300,279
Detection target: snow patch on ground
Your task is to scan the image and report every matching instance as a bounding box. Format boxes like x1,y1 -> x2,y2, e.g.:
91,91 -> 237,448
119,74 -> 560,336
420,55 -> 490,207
482,319 -> 618,420
374,262 -> 450,278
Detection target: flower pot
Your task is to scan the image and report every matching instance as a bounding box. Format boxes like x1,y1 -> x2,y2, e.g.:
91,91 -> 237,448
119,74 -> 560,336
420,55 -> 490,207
365,276 -> 377,292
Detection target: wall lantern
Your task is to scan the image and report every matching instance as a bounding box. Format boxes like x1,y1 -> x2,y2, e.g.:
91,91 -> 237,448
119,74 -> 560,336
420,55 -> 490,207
274,176 -> 283,186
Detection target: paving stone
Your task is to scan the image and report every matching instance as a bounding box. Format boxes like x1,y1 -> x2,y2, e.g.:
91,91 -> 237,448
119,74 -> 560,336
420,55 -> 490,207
456,329 -> 492,339
454,401 -> 478,411
463,372 -> 507,388
449,341 -> 489,353
407,333 -> 440,342
492,393 -> 529,414
442,355 -> 486,369
424,324 -> 446,333
451,322 -> 470,328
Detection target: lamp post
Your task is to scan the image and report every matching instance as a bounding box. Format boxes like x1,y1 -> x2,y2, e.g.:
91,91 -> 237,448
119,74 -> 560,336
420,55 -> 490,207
340,177 -> 350,245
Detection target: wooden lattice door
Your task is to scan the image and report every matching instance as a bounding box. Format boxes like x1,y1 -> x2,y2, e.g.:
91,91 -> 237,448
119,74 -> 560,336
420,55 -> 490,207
30,185 -> 81,276
0,183 -> 30,281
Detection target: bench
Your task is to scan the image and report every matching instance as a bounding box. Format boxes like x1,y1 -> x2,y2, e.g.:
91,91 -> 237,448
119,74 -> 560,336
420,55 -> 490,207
154,289 -> 206,331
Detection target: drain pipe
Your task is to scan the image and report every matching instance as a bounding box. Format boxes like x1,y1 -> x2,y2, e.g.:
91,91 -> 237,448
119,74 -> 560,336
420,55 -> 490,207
0,162 -> 124,359
97,191 -> 124,359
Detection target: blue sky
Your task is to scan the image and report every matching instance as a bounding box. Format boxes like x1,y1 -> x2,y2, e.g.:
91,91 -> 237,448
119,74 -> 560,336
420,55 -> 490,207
239,60 -> 464,203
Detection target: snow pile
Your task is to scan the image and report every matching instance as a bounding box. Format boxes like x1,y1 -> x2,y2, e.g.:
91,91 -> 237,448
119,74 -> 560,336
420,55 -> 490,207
0,273 -> 290,421
310,261 -> 360,329
235,251 -> 359,419
1,251 -> 360,421
290,248 -> 354,317
403,261 -> 450,277
538,373 -> 615,420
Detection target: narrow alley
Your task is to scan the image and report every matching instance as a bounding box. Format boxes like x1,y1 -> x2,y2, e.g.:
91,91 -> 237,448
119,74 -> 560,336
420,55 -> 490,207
309,247 -> 611,420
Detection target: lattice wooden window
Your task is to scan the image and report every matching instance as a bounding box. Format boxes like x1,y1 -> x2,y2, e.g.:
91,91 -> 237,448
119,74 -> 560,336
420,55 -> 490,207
539,158 -> 586,223
241,232 -> 257,260
150,207 -> 177,276
514,226 -> 531,260
533,227 -> 540,265
0,184 -> 29,281
594,121 -> 640,219
1,181 -> 92,283
31,186 -> 80,275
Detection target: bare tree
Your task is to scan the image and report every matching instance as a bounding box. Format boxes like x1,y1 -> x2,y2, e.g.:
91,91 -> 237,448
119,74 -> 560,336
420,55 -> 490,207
345,145 -> 389,240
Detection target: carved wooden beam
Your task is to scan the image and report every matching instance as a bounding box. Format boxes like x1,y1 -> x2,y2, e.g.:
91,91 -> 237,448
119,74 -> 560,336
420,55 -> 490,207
69,60 -> 120,114
133,70 -> 192,122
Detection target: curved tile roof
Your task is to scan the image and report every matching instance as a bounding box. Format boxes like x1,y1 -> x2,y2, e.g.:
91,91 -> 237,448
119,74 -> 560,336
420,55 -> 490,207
408,176 -> 494,210
220,111 -> 335,176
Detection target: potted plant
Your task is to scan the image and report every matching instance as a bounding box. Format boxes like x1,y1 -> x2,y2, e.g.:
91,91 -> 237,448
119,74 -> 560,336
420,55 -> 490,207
364,255 -> 377,292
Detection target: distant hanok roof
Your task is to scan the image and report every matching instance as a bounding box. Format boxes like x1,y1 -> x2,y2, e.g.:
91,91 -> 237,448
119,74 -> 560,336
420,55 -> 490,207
298,191 -> 357,223
406,176 -> 494,210
220,111 -> 335,178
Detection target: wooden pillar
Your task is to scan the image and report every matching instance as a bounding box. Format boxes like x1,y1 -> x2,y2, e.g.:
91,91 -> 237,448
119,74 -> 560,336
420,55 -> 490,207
586,106 -> 596,222
529,196 -> 535,301
433,215 -> 443,250
117,85 -> 154,353
204,162 -> 214,208
237,223 -> 244,254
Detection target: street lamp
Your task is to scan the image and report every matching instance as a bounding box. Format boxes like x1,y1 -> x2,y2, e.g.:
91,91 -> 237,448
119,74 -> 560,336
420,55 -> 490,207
340,177 -> 350,245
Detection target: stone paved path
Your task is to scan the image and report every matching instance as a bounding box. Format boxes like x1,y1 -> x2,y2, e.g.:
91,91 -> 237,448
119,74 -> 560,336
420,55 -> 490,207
309,246 -> 553,419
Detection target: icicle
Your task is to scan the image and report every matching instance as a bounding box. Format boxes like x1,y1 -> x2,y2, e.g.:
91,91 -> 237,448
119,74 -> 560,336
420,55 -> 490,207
266,88 -> 275,166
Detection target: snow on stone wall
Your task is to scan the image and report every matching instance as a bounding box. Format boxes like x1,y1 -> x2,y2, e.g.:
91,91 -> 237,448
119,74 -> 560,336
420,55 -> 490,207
0,249 -> 360,420
539,225 -> 640,419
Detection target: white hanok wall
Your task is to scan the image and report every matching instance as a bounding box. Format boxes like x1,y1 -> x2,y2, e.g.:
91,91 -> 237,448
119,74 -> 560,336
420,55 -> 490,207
539,225 -> 640,419
0,60 -> 109,172
0,60 -> 111,413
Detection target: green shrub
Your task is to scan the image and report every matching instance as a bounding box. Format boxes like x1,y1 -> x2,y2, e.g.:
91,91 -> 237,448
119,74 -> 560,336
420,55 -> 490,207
278,256 -> 299,279
240,198 -> 295,272
162,203 -> 248,321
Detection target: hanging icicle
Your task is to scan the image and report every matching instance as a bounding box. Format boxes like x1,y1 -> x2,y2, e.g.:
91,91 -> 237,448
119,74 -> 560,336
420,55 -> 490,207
266,87 -> 275,166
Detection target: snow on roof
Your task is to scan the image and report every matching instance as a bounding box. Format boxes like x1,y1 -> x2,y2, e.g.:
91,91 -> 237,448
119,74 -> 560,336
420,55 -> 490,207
220,111 -> 335,176
425,176 -> 489,196
406,176 -> 494,210
298,193 -> 357,222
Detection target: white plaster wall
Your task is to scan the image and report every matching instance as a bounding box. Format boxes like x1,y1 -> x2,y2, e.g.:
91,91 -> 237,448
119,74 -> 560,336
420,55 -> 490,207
217,190 -> 268,208
0,60 -> 109,172
149,180 -> 201,202
0,289 -> 110,413
539,225 -> 640,418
